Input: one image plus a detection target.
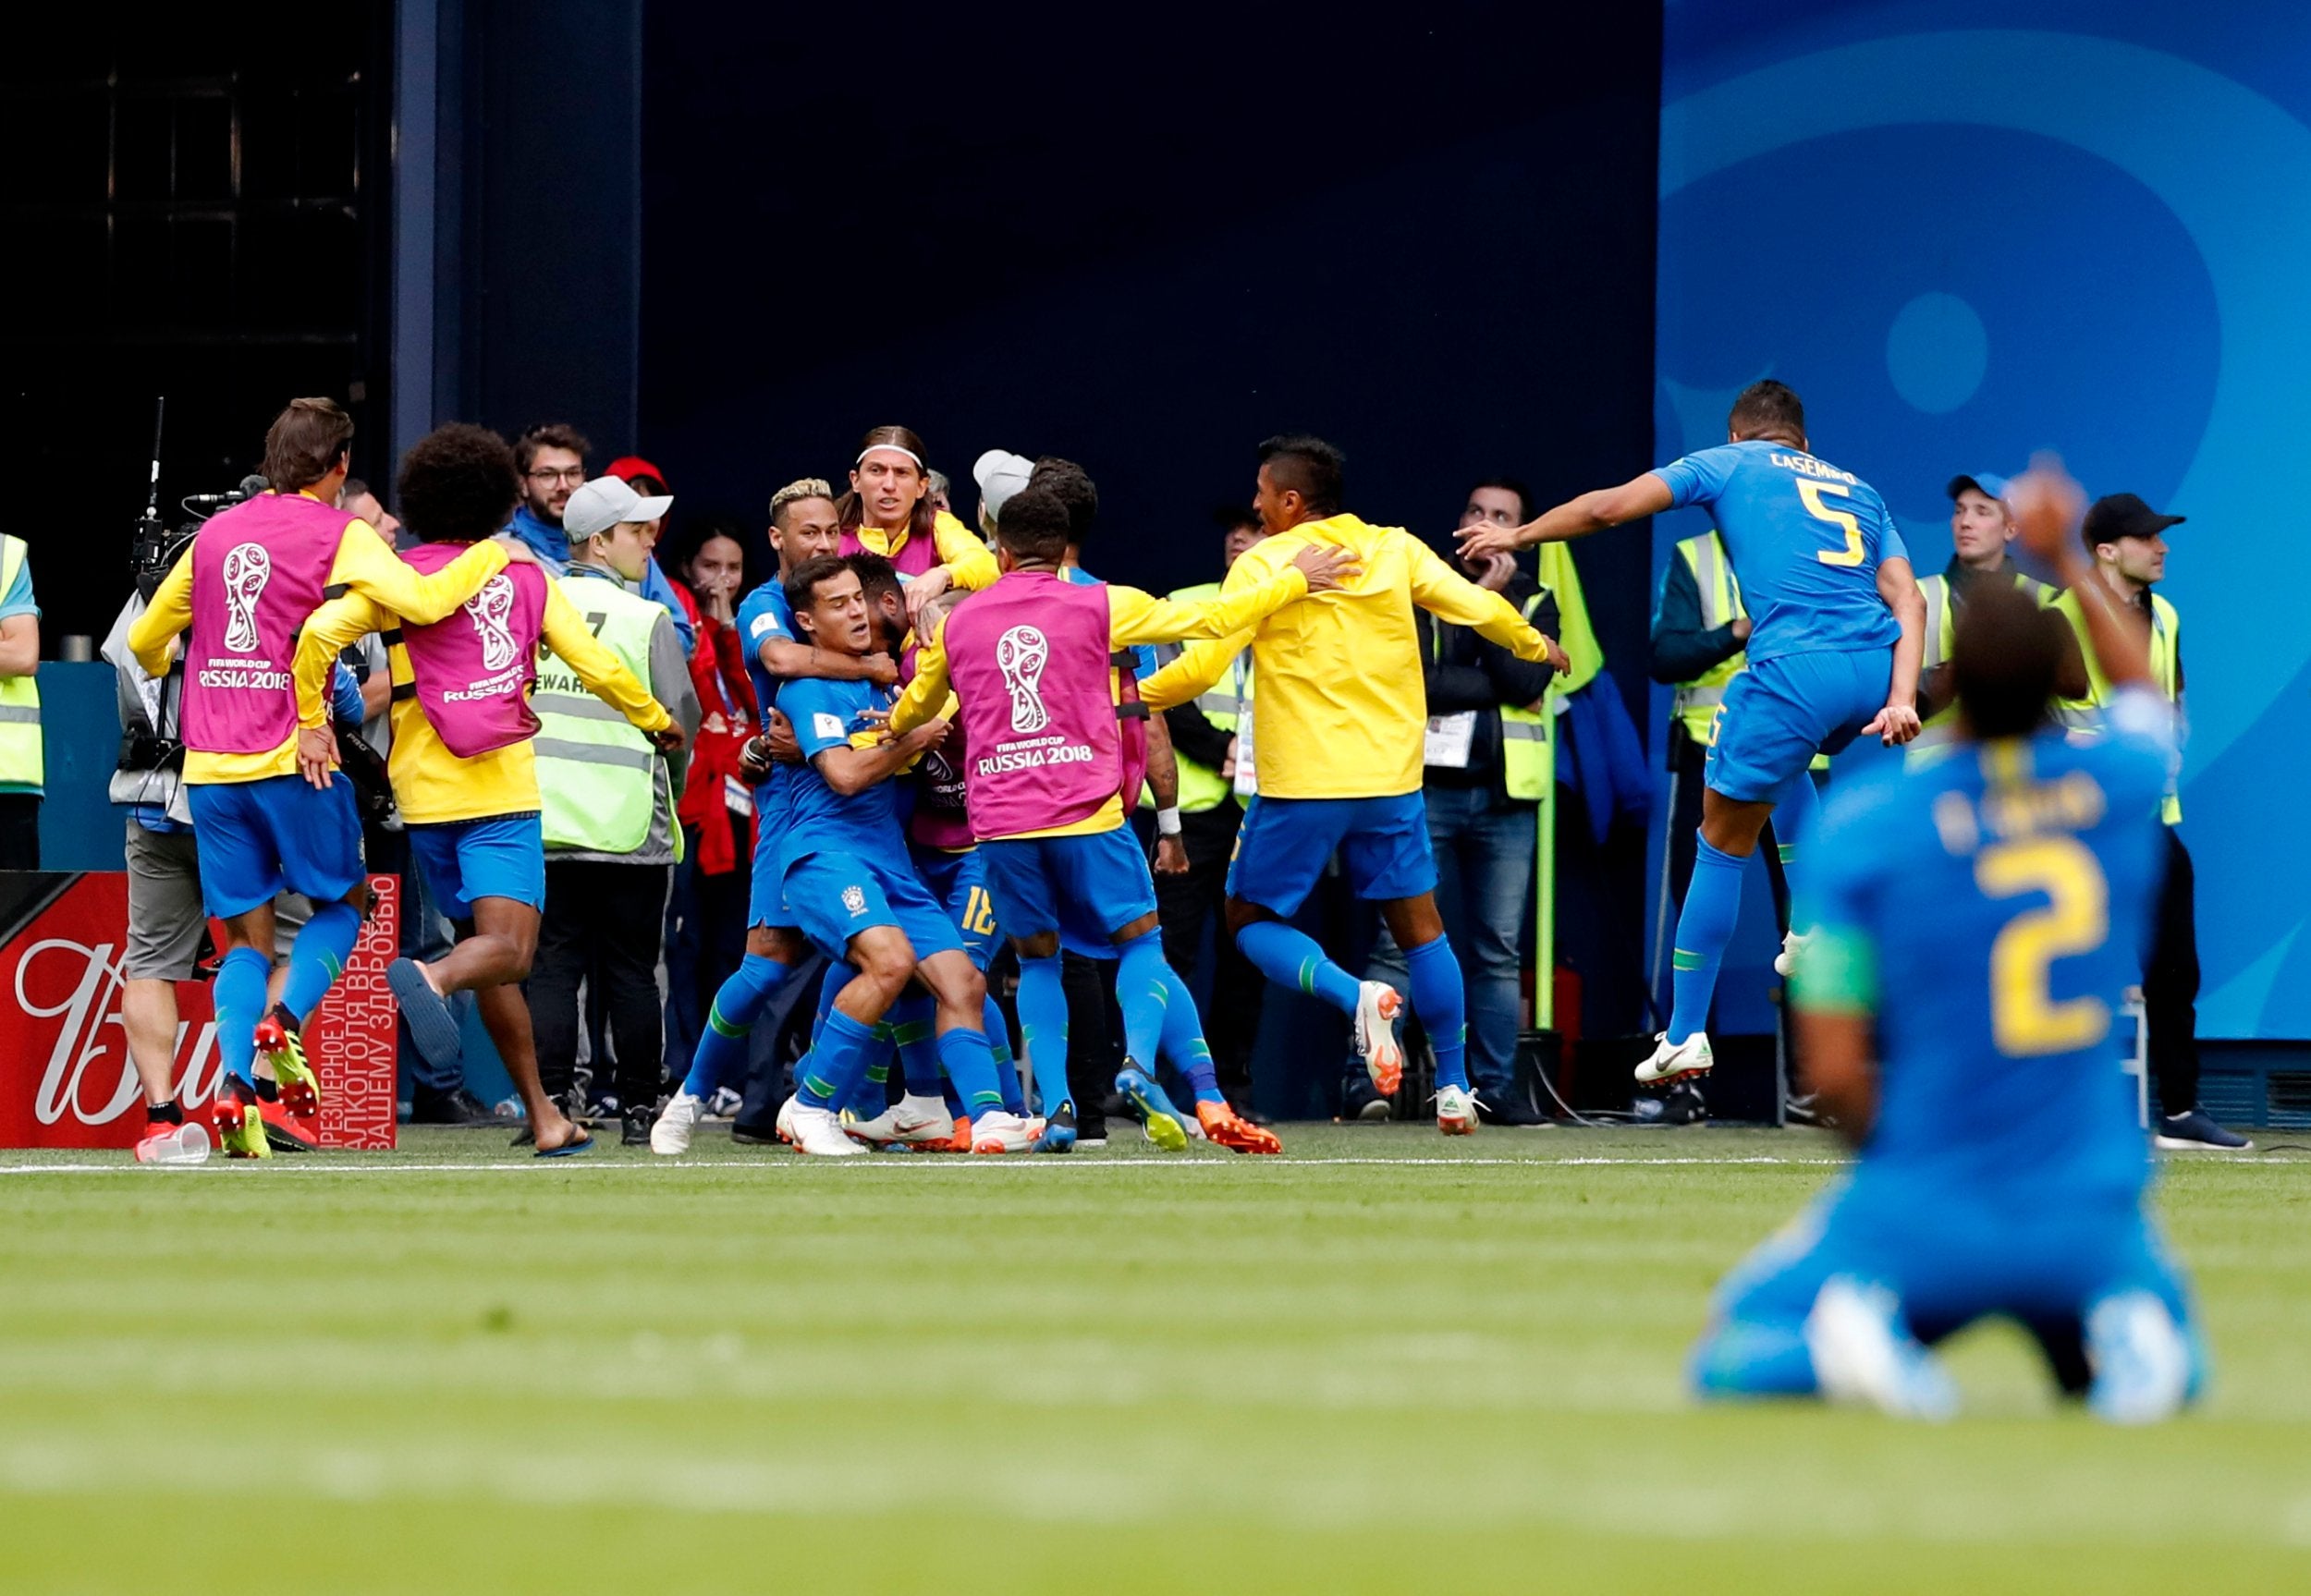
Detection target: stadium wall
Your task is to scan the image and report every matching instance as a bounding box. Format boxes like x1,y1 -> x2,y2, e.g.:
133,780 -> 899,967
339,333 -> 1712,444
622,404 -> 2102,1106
1652,0 -> 2311,1042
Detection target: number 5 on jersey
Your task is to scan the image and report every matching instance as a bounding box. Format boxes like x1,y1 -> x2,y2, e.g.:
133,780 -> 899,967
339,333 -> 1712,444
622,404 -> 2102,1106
1799,480 -> 1866,567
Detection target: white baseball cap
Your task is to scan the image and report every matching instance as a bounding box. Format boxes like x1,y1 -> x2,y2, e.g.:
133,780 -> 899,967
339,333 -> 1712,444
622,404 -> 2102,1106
564,474 -> 674,540
972,449 -> 1035,527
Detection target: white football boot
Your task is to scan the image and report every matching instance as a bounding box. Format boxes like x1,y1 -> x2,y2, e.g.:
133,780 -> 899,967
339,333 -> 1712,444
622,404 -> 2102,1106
780,1100 -> 865,1157
1634,1031 -> 1714,1086
969,1111 -> 1047,1155
1352,981 -> 1405,1096
1804,1278 -> 1958,1421
650,1091 -> 705,1156
846,1093 -> 959,1150
1435,1084 -> 1480,1137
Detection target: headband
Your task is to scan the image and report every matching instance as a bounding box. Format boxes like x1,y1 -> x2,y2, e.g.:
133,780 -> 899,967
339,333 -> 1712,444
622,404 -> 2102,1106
856,444 -> 925,470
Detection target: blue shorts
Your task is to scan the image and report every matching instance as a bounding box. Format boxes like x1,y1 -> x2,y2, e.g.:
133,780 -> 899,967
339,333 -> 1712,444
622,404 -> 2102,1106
912,846 -> 999,969
783,848 -> 962,965
1706,651 -> 1891,805
409,813 -> 545,924
982,828 -> 1156,950
1226,791 -> 1435,917
1694,1175 -> 2201,1375
186,774 -> 364,920
744,805 -> 801,933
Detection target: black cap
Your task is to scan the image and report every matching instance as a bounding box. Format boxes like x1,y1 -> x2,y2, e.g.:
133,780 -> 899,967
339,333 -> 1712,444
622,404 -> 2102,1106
2082,493 -> 2184,550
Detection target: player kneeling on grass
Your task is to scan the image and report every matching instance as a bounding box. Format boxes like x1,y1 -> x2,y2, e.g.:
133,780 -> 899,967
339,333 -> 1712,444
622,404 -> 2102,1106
769,555 -> 1043,1157
1689,460 -> 2207,1423
291,424 -> 679,1158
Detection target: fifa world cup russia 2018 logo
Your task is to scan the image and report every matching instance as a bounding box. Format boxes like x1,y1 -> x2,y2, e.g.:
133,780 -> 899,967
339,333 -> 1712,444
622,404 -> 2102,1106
221,542 -> 271,653
466,575 -> 518,672
996,625 -> 1050,733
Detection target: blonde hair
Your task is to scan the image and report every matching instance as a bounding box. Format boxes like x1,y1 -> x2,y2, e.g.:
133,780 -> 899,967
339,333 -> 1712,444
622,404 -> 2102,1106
769,477 -> 837,527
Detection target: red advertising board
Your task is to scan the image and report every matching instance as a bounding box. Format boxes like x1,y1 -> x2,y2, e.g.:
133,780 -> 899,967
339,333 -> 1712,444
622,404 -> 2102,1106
0,872 -> 399,1150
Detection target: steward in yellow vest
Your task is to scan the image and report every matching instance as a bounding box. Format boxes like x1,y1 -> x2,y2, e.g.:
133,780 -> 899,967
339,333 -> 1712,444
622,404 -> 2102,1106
1912,473 -> 2071,751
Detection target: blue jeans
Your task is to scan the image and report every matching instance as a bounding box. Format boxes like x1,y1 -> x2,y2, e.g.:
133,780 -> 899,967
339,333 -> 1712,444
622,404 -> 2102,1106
1364,785 -> 1535,1098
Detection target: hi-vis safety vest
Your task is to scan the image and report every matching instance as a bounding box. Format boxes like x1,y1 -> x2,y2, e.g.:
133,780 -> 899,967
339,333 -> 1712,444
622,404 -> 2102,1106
1670,531 -> 1827,772
1669,532 -> 1742,744
0,536 -> 42,793
2054,586 -> 2183,826
536,572 -> 673,855
1912,566 -> 2060,748
1498,590 -> 1554,801
1148,579 -> 1253,815
1535,542 -> 1602,699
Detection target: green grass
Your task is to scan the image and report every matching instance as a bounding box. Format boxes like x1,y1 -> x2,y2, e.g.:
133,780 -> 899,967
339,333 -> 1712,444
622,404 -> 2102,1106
4,1125 -> 2309,1592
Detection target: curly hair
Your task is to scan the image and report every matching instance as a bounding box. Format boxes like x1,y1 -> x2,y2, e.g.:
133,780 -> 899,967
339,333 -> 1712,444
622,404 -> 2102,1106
993,485 -> 1070,565
1028,457 -> 1098,545
397,423 -> 521,544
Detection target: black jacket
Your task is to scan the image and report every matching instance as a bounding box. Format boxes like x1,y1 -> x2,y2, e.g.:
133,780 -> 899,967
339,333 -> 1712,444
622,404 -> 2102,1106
1416,573 -> 1559,797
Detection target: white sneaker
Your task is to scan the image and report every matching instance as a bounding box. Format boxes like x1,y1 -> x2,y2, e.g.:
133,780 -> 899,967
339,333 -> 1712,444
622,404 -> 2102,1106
782,1101 -> 865,1157
1352,981 -> 1405,1096
847,1093 -> 957,1148
1635,1031 -> 1714,1085
1804,1277 -> 1958,1421
969,1111 -> 1047,1155
1436,1084 -> 1479,1137
1774,930 -> 1812,979
650,1091 -> 705,1156
2085,1291 -> 2195,1424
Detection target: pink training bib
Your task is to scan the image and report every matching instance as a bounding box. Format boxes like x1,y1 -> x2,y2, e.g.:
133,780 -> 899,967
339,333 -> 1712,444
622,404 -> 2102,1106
395,542 -> 550,759
942,571 -> 1131,841
899,635 -> 976,852
184,493 -> 350,755
840,521 -> 943,579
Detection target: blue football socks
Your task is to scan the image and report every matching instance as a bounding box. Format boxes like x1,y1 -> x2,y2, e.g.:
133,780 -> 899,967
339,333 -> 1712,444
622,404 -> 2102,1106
1016,953 -> 1070,1114
680,953 -> 797,1099
796,1007 -> 881,1111
1114,929 -> 1174,1068
1669,836 -> 1746,1044
213,945 -> 270,1089
936,1025 -> 1008,1117
1775,775 -> 1821,877
280,898 -> 361,1022
1153,959 -> 1224,1104
983,994 -> 1025,1115
1236,919 -> 1361,1017
890,993 -> 943,1097
1403,934 -> 1469,1092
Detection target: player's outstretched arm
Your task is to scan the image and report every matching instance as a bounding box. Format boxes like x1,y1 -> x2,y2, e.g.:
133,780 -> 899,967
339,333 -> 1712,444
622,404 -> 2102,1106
126,550 -> 195,677
1862,557 -> 1926,746
1459,472 -> 1674,559
2011,458 -> 2151,690
1406,539 -> 1571,670
335,528 -> 511,627
540,583 -> 674,738
818,720 -> 947,796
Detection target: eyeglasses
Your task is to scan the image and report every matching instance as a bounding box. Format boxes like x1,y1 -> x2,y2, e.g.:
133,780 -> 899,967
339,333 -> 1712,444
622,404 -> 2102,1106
528,467 -> 585,484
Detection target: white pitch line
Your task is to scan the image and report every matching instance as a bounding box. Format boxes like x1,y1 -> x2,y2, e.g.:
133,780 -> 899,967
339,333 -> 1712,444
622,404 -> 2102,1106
0,1153 -> 1852,1176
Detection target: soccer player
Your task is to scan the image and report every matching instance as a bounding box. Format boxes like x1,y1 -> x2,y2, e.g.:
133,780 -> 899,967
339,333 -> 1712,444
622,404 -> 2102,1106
767,555 -> 1042,1157
289,425 -> 673,1157
1689,461 -> 2205,1422
649,480 -> 877,1155
1141,437 -> 1561,1136
1461,382 -> 1925,1089
128,397 -> 531,1158
888,484 -> 1356,1154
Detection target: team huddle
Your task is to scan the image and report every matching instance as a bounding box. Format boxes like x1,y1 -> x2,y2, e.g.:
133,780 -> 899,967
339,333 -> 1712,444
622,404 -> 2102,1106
126,380 -> 2207,1420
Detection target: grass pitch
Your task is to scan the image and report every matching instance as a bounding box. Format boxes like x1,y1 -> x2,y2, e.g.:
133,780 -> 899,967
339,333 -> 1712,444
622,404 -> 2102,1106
4,1124 -> 2308,1592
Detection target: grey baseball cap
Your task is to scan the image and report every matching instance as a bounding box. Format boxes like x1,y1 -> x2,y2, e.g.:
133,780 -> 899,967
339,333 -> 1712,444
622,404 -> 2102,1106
564,474 -> 673,540
973,449 -> 1035,527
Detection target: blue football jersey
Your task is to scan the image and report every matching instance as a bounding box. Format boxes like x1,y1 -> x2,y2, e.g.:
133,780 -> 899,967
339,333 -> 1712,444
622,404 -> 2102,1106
778,675 -> 905,866
735,579 -> 798,721
1794,690 -> 2174,1200
1655,440 -> 1906,662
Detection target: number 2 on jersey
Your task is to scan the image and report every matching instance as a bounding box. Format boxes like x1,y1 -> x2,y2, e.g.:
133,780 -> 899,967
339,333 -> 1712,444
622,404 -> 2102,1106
1797,480 -> 1866,567
1975,835 -> 2110,1056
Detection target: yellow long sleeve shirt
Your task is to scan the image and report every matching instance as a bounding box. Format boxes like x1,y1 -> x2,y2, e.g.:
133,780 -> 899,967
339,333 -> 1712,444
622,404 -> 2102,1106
292,579 -> 671,826
1139,514 -> 1549,799
889,565 -> 1314,838
127,500 -> 510,786
849,507 -> 1000,591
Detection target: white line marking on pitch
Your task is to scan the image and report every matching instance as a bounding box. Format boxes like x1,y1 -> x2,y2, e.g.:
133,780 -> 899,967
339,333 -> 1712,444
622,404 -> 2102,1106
0,1153 -> 1852,1176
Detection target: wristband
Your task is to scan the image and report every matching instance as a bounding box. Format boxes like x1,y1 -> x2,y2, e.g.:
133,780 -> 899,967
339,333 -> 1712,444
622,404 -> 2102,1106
1156,806 -> 1183,836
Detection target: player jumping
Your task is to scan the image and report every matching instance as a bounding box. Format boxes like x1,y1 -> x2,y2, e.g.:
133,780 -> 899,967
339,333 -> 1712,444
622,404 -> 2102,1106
1461,382 -> 1924,1089
1142,436 -> 1563,1136
1688,460 -> 2206,1422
